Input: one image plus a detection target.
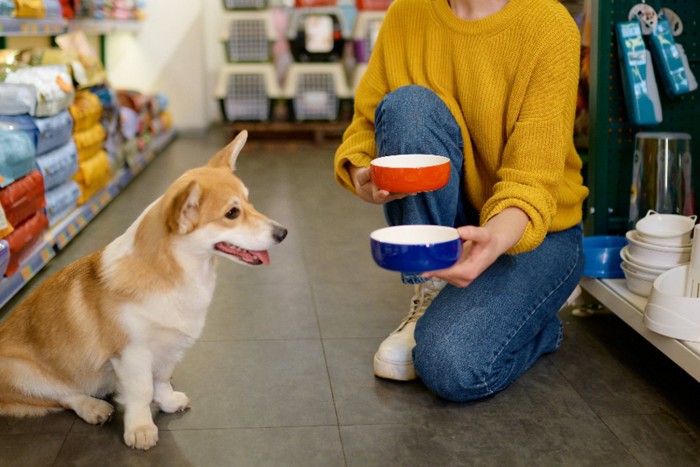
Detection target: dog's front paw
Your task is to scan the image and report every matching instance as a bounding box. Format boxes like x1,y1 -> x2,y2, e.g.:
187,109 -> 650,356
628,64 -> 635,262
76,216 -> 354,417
157,391 -> 191,414
74,398 -> 114,425
124,423 -> 159,450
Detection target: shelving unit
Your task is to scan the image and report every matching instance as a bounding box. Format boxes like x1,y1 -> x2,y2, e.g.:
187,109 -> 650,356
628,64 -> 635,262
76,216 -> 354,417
586,0 -> 699,236
580,278 -> 700,383
0,129 -> 176,309
582,0 -> 699,381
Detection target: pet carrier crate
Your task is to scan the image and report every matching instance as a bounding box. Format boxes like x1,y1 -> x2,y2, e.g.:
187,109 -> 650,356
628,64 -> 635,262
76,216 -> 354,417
222,0 -> 266,10
286,7 -> 351,63
353,11 -> 384,63
216,64 -> 281,122
282,63 -> 352,121
356,0 -> 393,10
221,11 -> 276,63
351,63 -> 368,95
295,0 -> 336,7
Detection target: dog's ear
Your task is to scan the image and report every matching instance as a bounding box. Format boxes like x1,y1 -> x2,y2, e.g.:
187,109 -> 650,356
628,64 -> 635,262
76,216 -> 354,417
208,130 -> 247,172
166,180 -> 201,234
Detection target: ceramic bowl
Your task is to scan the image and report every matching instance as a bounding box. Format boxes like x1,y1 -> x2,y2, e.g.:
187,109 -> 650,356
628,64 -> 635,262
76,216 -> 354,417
625,230 -> 691,268
620,262 -> 656,297
370,154 -> 450,193
635,211 -> 696,247
644,265 -> 700,342
370,225 -> 462,273
582,236 -> 627,278
620,246 -> 670,275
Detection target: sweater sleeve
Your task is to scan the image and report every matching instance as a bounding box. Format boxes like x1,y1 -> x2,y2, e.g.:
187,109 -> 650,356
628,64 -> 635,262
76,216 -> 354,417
479,18 -> 581,254
333,9 -> 393,194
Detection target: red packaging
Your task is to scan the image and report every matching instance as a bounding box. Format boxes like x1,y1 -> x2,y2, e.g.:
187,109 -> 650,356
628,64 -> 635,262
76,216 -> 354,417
0,171 -> 47,228
4,210 -> 49,277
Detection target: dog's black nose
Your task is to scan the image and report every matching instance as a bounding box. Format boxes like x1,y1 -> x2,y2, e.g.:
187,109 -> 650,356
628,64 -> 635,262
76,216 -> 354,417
274,226 -> 288,243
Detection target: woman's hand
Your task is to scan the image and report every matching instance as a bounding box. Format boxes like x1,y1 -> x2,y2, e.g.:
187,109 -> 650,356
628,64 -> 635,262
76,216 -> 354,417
349,165 -> 414,205
423,207 -> 529,287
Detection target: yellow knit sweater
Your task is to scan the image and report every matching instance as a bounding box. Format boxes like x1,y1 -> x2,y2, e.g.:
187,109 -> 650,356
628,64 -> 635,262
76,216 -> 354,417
334,0 -> 589,254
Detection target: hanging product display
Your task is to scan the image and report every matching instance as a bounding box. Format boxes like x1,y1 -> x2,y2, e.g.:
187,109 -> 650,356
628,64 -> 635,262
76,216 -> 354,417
616,18 -> 663,125
649,16 -> 695,96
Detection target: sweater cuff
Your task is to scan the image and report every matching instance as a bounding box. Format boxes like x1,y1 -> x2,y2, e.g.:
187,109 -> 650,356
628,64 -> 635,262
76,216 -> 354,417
480,196 -> 551,254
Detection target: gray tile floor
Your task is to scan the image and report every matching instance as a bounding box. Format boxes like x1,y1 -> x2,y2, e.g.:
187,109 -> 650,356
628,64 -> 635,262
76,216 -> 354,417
1,128 -> 699,466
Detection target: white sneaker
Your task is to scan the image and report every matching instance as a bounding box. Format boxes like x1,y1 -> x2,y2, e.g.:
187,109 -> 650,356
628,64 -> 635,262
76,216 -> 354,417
374,278 -> 445,381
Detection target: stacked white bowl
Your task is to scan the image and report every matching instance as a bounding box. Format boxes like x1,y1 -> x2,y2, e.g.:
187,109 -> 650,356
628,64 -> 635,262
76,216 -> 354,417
620,211 -> 697,297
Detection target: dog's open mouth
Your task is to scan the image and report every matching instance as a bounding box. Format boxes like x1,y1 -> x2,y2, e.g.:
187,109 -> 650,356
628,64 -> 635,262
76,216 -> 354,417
214,242 -> 270,265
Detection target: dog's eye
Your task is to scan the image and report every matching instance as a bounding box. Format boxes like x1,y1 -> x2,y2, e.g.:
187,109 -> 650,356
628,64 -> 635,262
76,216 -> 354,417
225,207 -> 240,220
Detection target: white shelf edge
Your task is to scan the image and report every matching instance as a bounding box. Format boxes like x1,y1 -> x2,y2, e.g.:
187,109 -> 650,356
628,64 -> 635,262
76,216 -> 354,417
580,277 -> 700,383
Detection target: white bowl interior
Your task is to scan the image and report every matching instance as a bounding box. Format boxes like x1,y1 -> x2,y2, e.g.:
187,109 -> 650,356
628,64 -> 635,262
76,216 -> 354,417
371,225 -> 459,245
636,213 -> 696,238
370,154 -> 450,169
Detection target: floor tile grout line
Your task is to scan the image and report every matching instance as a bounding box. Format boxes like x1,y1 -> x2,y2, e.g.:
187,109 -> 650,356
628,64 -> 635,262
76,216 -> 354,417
306,276 -> 349,467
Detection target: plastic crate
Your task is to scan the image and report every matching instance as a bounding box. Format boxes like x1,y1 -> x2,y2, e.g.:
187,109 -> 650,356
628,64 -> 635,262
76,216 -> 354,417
221,11 -> 276,63
356,0 -> 393,10
353,11 -> 384,63
351,63 -> 368,94
216,64 -> 281,122
222,0 -> 266,10
295,0 -> 336,6
282,63 -> 352,121
286,7 -> 350,63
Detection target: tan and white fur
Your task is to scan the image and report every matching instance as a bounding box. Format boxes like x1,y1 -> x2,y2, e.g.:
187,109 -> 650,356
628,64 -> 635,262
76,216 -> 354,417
0,131 -> 287,450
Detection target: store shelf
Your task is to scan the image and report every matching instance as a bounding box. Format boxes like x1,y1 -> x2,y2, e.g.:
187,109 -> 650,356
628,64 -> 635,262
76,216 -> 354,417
580,277 -> 700,383
0,17 -> 140,38
66,19 -> 141,34
0,240 -> 55,309
0,17 -> 66,36
0,129 -> 176,309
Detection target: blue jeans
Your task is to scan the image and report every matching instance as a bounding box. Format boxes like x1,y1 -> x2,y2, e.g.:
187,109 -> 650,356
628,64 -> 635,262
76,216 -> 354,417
374,85 -> 584,402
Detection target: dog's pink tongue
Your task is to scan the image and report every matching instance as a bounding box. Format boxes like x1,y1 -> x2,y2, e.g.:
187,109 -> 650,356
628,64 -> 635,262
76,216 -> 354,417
254,250 -> 270,266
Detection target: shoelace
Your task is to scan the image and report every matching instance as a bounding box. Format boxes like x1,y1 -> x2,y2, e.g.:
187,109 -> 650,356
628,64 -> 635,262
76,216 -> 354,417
394,281 -> 443,332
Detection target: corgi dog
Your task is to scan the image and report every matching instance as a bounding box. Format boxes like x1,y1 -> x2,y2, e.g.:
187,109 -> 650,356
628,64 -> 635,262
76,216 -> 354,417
0,131 -> 287,450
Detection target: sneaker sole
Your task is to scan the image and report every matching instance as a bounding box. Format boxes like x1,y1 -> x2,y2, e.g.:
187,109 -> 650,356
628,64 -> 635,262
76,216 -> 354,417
373,353 -> 417,381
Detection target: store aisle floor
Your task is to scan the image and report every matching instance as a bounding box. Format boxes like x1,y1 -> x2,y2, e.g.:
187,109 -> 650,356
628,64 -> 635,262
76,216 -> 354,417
1,128 -> 699,466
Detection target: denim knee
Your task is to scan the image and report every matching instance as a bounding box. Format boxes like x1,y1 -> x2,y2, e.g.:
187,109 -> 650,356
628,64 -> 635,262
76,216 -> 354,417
413,339 -> 505,402
375,85 -> 462,157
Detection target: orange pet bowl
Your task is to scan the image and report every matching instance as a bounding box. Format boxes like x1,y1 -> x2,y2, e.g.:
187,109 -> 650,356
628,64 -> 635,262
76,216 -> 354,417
370,154 -> 450,193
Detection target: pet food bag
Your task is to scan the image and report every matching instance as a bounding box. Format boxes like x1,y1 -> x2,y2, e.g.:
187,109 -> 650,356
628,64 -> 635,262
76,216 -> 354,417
74,123 -> 107,162
2,65 -> 75,117
3,210 -> 49,277
73,150 -> 111,204
0,239 -> 9,276
45,180 -> 80,226
35,141 -> 79,191
0,111 -> 74,156
0,130 -> 36,188
69,90 -> 104,132
0,170 -> 47,228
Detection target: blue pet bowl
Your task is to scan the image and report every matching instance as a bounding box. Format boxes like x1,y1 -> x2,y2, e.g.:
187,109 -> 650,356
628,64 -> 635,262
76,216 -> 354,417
370,225 -> 462,273
583,235 -> 628,279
